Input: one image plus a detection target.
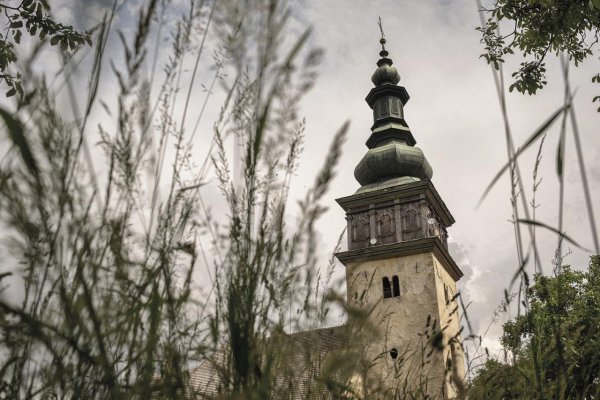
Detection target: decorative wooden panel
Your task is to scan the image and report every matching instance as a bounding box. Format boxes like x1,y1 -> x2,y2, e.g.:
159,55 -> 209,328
345,200 -> 449,249
401,205 -> 422,241
350,212 -> 370,249
376,208 -> 396,245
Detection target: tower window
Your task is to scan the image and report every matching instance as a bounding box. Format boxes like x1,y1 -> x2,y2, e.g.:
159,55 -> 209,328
384,276 -> 400,299
390,98 -> 400,116
382,277 -> 392,298
392,275 -> 400,297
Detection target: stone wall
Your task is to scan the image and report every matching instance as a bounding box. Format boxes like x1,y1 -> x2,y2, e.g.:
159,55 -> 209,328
345,251 -> 464,399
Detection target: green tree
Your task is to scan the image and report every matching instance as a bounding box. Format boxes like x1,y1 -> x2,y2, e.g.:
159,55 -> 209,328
0,0 -> 91,97
470,255 -> 600,399
477,0 -> 600,109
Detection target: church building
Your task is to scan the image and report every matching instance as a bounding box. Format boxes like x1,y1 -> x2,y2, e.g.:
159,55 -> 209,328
333,35 -> 466,398
190,36 -> 466,399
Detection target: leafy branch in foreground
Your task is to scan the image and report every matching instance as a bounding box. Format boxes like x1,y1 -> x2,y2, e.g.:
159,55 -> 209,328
477,0 -> 600,107
0,0 -> 91,98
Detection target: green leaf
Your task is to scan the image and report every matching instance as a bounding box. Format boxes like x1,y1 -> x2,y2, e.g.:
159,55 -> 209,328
6,88 -> 16,97
0,107 -> 40,182
50,35 -> 59,46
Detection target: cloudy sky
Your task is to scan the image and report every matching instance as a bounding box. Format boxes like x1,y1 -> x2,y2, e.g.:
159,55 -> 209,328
17,0 -> 600,360
296,0 -> 600,355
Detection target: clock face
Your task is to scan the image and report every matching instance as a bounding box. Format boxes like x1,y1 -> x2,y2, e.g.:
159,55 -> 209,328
370,238 -> 377,245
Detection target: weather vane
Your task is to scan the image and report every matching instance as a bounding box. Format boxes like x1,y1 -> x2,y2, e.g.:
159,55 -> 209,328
377,17 -> 388,57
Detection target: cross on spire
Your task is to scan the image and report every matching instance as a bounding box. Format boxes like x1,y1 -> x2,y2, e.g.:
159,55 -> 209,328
378,17 -> 389,58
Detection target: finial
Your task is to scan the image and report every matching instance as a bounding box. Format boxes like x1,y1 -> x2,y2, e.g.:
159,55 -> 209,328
378,17 -> 389,58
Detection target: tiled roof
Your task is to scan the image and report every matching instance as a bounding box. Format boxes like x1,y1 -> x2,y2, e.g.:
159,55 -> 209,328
289,324 -> 349,351
187,324 -> 350,399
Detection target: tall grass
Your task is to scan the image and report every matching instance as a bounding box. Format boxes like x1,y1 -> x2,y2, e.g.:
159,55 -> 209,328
0,0 -> 359,398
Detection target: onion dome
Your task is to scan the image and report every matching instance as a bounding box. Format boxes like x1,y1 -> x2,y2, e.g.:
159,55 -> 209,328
371,38 -> 400,86
354,37 -> 433,193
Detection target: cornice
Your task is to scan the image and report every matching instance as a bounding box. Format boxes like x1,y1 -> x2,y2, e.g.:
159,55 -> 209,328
335,236 -> 463,281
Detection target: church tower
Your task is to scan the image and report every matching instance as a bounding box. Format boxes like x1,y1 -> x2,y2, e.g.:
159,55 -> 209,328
335,36 -> 466,398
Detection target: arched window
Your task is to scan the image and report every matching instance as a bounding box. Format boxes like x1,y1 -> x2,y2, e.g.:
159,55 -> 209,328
392,275 -> 400,297
382,277 -> 392,299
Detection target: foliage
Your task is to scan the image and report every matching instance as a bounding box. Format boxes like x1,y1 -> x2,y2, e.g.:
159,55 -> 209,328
0,0 -> 91,98
469,256 -> 600,398
477,0 -> 600,108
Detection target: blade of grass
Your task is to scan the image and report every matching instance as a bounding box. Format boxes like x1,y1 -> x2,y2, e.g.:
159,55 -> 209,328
476,102 -> 570,208
0,107 -> 40,184
556,53 -> 569,258
559,55 -> 600,255
517,219 -> 590,252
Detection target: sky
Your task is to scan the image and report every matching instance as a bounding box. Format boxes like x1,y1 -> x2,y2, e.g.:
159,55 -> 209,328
4,0 -> 600,365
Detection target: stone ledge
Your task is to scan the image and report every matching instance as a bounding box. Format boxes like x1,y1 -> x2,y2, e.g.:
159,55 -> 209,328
335,236 -> 463,281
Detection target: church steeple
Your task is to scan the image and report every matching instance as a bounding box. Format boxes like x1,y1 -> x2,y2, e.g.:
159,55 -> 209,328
354,33 -> 433,193
334,28 -> 465,398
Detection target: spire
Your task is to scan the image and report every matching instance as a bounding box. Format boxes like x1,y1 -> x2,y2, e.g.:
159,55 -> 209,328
353,26 -> 433,193
376,17 -> 393,67
378,17 -> 387,53
371,18 -> 399,85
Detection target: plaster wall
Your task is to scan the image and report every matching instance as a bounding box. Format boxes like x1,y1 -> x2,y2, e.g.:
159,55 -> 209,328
345,251 -> 463,398
431,253 -> 466,398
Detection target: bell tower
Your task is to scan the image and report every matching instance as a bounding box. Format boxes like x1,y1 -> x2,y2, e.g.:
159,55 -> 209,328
335,33 -> 466,398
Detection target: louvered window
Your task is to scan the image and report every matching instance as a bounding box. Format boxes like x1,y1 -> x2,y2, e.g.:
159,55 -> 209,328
383,277 -> 392,299
392,275 -> 400,297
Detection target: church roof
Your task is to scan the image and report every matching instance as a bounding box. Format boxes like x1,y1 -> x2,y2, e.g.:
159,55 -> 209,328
186,325 -> 350,398
288,324 -> 349,352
